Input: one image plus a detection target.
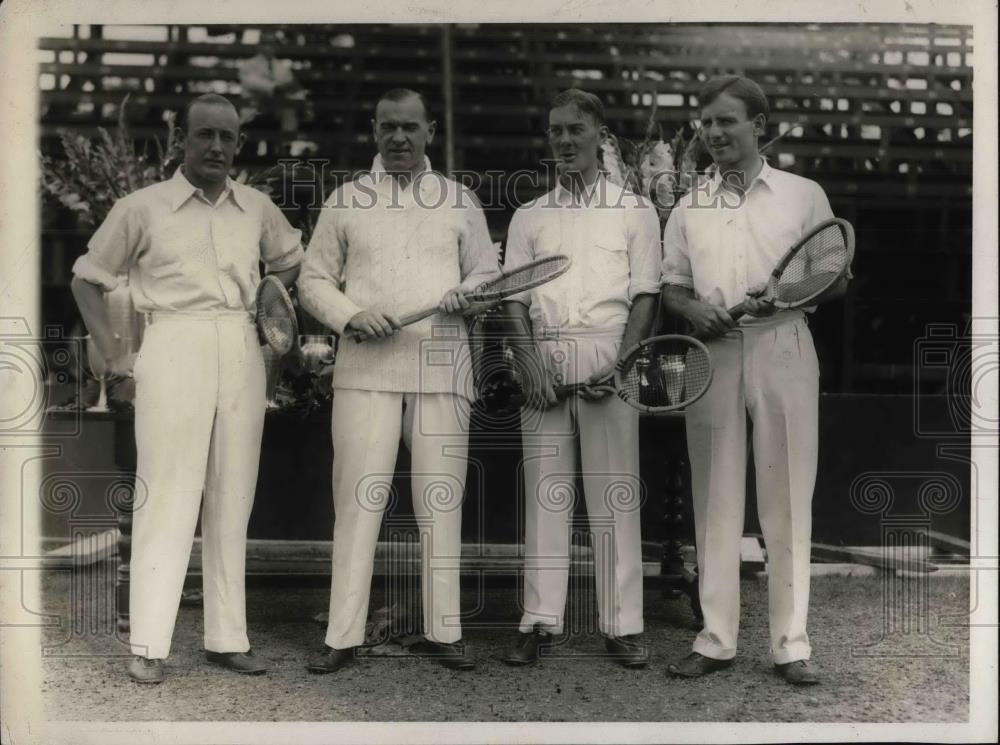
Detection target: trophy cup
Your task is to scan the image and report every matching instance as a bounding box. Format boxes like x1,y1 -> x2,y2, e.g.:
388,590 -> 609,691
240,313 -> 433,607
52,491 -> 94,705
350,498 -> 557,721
261,343 -> 283,409
85,335 -> 110,413
657,352 -> 687,407
298,334 -> 336,375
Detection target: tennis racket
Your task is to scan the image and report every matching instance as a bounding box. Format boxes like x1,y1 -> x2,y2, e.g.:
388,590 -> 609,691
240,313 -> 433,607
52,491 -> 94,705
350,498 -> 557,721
552,334 -> 713,414
727,217 -> 855,322
255,274 -> 299,355
353,255 -> 572,342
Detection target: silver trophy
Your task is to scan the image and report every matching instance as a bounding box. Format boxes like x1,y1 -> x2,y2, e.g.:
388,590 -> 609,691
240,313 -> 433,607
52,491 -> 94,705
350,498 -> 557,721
85,335 -> 110,413
657,353 -> 687,407
298,334 -> 336,375
261,343 -> 283,409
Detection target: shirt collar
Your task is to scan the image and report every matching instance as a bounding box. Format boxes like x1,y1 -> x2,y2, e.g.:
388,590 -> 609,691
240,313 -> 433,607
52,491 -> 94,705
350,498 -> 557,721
709,156 -> 774,197
366,153 -> 439,196
553,172 -> 607,207
169,167 -> 244,211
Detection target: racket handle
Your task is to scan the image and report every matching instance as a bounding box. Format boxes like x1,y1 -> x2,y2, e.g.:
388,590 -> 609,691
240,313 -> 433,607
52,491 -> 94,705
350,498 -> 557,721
352,305 -> 438,343
726,301 -> 748,323
397,305 -> 439,327
553,383 -> 585,398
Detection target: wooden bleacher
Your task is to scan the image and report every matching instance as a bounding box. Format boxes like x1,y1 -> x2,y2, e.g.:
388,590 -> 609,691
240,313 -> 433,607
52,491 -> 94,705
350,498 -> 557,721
38,23 -> 973,393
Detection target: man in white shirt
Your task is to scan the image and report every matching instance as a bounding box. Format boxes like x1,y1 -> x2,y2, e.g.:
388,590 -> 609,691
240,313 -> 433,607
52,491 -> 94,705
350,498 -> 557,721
298,89 -> 498,673
661,75 -> 849,685
499,89 -> 662,668
70,93 -> 304,684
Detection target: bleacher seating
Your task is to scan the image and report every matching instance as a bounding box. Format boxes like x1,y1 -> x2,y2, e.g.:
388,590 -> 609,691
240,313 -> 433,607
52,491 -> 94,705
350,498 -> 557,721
38,23 -> 973,393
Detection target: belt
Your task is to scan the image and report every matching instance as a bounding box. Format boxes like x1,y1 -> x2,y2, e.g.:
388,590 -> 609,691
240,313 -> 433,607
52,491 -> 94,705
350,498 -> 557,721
736,309 -> 806,331
535,324 -> 626,341
145,309 -> 253,325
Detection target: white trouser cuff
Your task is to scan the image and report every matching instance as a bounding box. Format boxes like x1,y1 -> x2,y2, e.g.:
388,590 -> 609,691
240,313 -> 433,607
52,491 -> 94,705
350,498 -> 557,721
424,629 -> 463,645
771,641 -> 812,665
130,637 -> 173,660
204,635 -> 251,654
599,621 -> 644,637
518,614 -> 563,636
325,629 -> 366,650
692,635 -> 737,661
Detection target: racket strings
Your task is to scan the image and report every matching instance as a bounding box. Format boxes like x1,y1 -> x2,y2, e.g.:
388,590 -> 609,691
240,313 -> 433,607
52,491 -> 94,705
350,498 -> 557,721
257,277 -> 297,353
478,256 -> 569,295
773,224 -> 850,303
619,341 -> 712,409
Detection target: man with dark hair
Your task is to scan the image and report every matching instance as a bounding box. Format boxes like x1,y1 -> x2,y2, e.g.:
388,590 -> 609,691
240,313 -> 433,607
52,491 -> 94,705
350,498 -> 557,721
499,89 -> 661,668
299,88 -> 498,673
661,74 -> 849,684
71,93 -> 303,684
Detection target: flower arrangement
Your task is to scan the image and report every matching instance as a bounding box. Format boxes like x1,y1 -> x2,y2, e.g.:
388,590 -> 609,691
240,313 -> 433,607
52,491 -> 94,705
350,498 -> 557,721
40,94 -> 183,228
600,96 -> 708,225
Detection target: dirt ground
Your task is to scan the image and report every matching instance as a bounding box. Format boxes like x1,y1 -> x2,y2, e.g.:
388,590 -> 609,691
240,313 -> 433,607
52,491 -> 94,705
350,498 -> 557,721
37,568 -> 969,722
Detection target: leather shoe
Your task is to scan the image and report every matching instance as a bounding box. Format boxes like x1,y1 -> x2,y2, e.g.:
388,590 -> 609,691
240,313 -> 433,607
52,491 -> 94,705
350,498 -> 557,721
775,659 -> 820,685
415,639 -> 476,670
502,625 -> 553,666
604,634 -> 649,669
205,649 -> 267,675
666,652 -> 733,678
127,655 -> 164,684
307,645 -> 356,674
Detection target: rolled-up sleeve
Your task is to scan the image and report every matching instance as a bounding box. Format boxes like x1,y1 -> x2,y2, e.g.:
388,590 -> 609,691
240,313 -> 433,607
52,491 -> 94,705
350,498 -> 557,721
458,187 -> 501,291
625,196 -> 663,300
500,208 -> 534,307
260,198 -> 304,272
297,191 -> 364,336
660,204 -> 694,290
72,197 -> 136,291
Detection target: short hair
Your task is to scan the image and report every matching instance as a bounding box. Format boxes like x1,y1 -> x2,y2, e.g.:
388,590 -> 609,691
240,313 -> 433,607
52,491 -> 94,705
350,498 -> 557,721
549,88 -> 605,126
375,88 -> 434,122
698,75 -> 770,122
179,93 -> 239,131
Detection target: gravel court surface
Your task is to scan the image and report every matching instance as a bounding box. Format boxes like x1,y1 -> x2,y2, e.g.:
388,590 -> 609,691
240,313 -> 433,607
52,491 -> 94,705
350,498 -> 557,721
38,569 -> 969,722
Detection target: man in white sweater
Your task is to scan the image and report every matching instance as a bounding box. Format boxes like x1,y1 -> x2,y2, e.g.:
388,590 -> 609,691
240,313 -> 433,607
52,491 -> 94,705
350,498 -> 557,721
298,89 -> 498,672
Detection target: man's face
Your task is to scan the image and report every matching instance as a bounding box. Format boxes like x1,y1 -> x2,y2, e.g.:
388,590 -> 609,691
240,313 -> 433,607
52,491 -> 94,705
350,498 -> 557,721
547,104 -> 606,177
699,92 -> 764,169
373,96 -> 436,173
181,102 -> 243,190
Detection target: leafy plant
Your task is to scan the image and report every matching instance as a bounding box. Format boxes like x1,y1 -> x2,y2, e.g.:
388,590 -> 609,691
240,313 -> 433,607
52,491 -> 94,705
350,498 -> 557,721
600,94 -> 707,224
40,94 -> 184,227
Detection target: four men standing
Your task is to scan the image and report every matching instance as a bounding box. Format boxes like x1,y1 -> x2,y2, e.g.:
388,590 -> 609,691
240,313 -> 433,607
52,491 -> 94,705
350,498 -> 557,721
73,77 -> 843,684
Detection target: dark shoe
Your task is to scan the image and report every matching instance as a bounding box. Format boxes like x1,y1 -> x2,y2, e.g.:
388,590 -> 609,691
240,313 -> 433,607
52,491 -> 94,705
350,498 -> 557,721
415,639 -> 476,670
127,655 -> 164,684
502,626 -> 553,667
604,634 -> 649,669
205,649 -> 267,675
775,659 -> 820,685
666,651 -> 733,678
306,645 -> 356,674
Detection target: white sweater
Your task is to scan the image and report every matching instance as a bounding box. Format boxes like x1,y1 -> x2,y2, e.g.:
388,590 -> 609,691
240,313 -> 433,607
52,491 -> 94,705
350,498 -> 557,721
298,167 -> 498,400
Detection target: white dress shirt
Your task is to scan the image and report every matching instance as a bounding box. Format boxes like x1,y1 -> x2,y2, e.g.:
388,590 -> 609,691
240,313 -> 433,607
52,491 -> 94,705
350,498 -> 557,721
73,167 -> 304,311
661,159 -> 837,315
504,174 -> 662,334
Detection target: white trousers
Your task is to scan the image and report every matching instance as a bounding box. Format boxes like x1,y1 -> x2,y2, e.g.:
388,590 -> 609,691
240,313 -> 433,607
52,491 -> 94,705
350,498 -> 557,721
685,312 -> 818,664
129,312 -> 265,659
518,394 -> 645,637
324,389 -> 469,649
